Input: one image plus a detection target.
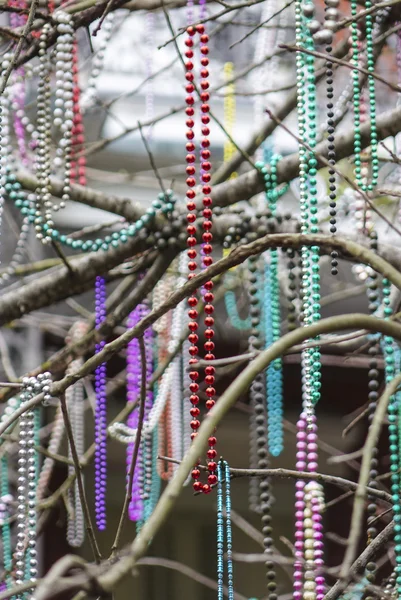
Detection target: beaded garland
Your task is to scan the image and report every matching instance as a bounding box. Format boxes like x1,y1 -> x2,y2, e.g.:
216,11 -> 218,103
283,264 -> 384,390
184,18 -> 217,495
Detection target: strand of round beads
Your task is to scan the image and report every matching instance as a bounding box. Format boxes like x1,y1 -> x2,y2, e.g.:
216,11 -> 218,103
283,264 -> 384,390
94,276 -> 107,531
16,188 -> 176,252
217,460 -> 234,600
0,58 -> 10,261
223,231 -> 251,331
35,22 -> 53,245
362,232 -> 380,597
255,156 -> 287,457
223,62 -> 236,178
53,10 -> 74,208
81,13 -> 115,113
248,254 -> 278,600
382,274 -> 401,595
0,397 -> 20,588
350,0 -> 378,192
285,248 -> 298,332
324,0 -> 340,275
37,404 -> 64,499
0,79 -> 30,286
16,374 -> 51,594
126,305 -> 145,521
185,21 -> 217,495
0,453 -> 12,589
65,323 -> 87,547
295,2 -> 325,598
140,321 -> 155,500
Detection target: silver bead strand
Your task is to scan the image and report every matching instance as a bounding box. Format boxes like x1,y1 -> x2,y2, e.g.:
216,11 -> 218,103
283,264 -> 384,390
53,10 -> 74,211
81,13 -> 115,113
65,322 -> 86,547
35,23 -> 53,245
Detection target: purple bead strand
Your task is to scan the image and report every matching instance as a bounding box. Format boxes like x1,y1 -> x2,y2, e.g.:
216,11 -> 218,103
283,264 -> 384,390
95,276 -> 107,531
127,303 -> 154,521
294,416 -> 306,600
126,306 -> 143,521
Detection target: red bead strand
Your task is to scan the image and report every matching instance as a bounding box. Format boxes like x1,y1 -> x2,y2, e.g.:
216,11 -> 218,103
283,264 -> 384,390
185,23 -> 216,495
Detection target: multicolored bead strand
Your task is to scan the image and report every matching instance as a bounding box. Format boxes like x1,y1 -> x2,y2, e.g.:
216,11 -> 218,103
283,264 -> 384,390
185,19 -> 217,494
94,276 -> 107,531
295,2 -> 325,598
217,460 -> 234,600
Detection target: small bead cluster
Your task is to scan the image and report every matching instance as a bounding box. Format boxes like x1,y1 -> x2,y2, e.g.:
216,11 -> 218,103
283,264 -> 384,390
184,22 -> 217,494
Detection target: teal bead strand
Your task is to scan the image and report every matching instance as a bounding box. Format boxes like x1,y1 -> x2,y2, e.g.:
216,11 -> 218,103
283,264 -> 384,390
255,156 -> 287,457
7,174 -> 177,253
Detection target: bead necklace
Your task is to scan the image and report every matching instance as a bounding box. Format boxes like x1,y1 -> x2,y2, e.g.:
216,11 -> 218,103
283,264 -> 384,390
11,182 -> 176,251
52,10 -> 74,207
0,78 -> 30,286
66,322 -> 87,547
81,13 -> 115,113
126,303 -> 154,521
110,261 -> 189,485
285,248 -> 299,332
350,0 -> 378,192
222,232 -> 251,331
37,404 -> 64,499
363,231 -> 380,595
255,155 -> 287,457
16,374 -> 52,593
185,19 -> 217,494
383,274 -> 401,595
126,306 -> 144,521
94,276 -> 107,531
295,2 -> 325,598
247,255 -> 278,599
217,460 -> 234,600
323,0 -> 340,275
0,454 -> 12,589
223,62 -> 236,178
